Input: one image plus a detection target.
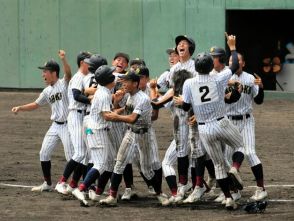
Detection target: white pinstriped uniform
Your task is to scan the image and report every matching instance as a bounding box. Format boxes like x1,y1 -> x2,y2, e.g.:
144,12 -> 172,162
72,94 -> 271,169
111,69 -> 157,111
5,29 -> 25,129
132,86 -> 161,171
182,69 -> 244,179
109,72 -> 128,155
81,73 -> 96,163
67,71 -> 87,163
86,86 -> 115,174
167,59 -> 197,87
225,71 -> 261,167
36,78 -> 73,162
157,70 -> 171,91
113,90 -> 154,180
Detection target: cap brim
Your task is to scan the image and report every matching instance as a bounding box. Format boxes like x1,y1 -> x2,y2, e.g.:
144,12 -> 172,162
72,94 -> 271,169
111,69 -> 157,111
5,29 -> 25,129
38,66 -> 52,71
84,58 -> 92,65
118,74 -> 130,80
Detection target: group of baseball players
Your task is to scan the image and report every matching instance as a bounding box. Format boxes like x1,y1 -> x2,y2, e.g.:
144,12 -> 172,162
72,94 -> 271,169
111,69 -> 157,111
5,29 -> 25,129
11,32 -> 268,210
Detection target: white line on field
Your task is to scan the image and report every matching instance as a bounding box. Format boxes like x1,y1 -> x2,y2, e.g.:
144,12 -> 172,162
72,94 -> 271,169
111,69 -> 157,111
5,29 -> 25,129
1,183 -> 294,189
0,183 -> 35,188
268,199 -> 294,202
247,184 -> 294,188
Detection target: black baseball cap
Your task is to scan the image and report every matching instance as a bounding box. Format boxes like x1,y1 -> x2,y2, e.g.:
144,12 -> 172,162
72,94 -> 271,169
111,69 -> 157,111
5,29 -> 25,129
94,65 -> 116,86
38,60 -> 60,73
77,51 -> 92,67
113,52 -> 130,63
210,46 -> 226,56
118,70 -> 140,82
135,66 -> 149,77
166,48 -> 177,55
129,58 -> 146,66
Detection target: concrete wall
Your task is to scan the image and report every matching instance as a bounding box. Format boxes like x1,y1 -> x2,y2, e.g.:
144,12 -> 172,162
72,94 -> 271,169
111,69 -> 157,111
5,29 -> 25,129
0,0 -> 293,88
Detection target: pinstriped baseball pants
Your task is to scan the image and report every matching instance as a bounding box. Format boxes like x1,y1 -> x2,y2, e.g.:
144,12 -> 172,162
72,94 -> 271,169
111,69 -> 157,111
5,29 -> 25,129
67,111 -> 87,163
198,117 -> 244,179
114,129 -> 154,180
40,122 -> 74,162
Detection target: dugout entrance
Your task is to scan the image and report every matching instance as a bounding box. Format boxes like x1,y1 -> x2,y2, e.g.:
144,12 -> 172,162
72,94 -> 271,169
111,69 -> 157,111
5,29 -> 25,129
226,10 -> 294,91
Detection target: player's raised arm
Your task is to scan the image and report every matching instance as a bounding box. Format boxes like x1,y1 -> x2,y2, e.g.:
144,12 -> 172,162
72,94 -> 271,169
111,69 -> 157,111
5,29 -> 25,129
225,33 -> 239,74
58,49 -> 72,82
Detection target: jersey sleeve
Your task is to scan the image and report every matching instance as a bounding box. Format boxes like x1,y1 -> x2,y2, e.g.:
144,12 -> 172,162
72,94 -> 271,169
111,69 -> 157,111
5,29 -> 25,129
182,80 -> 191,104
96,93 -> 111,113
35,91 -> 48,106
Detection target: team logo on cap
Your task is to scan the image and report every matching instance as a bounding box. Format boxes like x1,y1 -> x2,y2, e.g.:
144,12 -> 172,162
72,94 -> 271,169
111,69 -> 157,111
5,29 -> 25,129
210,47 -> 215,53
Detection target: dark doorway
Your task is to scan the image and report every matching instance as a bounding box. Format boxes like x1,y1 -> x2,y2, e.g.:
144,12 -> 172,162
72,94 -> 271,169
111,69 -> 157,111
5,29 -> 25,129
226,10 -> 294,90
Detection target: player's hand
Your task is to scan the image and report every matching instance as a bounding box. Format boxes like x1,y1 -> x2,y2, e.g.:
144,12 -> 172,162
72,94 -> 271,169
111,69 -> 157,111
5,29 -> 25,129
253,73 -> 263,88
173,95 -> 183,106
114,89 -> 125,102
149,79 -> 157,89
104,111 -> 119,121
58,50 -> 66,60
188,115 -> 197,126
11,106 -> 21,114
225,32 -> 236,51
88,95 -> 94,103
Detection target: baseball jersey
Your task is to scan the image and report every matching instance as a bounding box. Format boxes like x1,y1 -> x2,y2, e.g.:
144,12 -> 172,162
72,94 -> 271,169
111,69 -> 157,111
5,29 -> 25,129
226,71 -> 259,115
183,68 -> 232,122
35,78 -> 69,122
125,90 -> 152,130
88,86 -> 112,130
82,72 -> 96,113
68,71 -> 87,111
157,70 -> 170,90
167,59 -> 197,87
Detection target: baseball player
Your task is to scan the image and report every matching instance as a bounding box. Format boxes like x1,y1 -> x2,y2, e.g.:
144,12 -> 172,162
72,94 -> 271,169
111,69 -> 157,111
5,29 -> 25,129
153,35 -> 197,205
99,71 -> 165,205
81,54 -> 109,189
11,51 -> 73,192
226,53 -> 267,201
209,46 -> 243,204
182,34 -> 245,210
71,65 -> 116,205
55,51 -> 92,194
110,52 -> 138,199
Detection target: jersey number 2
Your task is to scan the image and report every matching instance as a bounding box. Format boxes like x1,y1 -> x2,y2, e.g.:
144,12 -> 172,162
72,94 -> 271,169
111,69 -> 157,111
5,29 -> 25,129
199,86 -> 211,102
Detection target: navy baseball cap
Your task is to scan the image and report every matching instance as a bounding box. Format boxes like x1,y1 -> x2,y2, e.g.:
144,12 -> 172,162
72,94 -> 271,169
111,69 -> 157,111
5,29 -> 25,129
113,52 -> 130,63
77,51 -> 92,67
38,60 -> 60,73
135,66 -> 149,78
94,65 -> 116,86
210,46 -> 226,56
129,58 -> 146,66
118,70 -> 140,82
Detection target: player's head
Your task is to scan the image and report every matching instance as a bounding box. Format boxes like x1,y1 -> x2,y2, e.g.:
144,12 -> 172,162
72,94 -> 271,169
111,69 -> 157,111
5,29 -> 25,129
175,35 -> 196,59
77,51 -> 92,73
94,65 -> 116,88
84,54 -> 108,73
194,52 -> 214,75
166,48 -> 179,67
118,70 -> 140,93
210,46 -> 226,72
172,69 -> 192,96
38,59 -> 60,85
135,65 -> 149,90
112,52 -> 129,73
229,52 -> 245,75
129,58 -> 146,71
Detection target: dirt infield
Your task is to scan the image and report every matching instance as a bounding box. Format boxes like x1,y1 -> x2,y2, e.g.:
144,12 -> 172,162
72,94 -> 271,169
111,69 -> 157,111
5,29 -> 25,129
0,91 -> 293,221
